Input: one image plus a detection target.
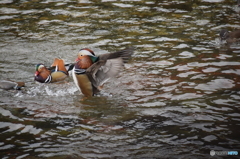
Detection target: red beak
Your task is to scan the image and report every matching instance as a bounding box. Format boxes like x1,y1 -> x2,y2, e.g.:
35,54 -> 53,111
35,71 -> 39,76
75,58 -> 80,62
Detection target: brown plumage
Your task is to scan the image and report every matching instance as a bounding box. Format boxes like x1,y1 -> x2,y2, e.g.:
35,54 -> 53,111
72,47 -> 134,97
220,29 -> 240,44
76,56 -> 93,69
51,58 -> 68,73
35,58 -> 68,83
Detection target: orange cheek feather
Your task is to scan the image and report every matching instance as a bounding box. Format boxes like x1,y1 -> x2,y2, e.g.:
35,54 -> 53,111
76,55 -> 86,61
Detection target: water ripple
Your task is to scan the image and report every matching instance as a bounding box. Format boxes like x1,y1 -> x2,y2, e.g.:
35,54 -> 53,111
0,0 -> 240,158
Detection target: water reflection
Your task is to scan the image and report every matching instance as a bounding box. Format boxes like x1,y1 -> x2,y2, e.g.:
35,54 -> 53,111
0,0 -> 240,158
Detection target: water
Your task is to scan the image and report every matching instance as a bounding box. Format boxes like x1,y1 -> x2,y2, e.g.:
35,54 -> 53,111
0,0 -> 240,158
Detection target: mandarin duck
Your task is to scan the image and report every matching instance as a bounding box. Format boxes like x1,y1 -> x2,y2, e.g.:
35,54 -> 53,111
35,58 -> 69,83
220,29 -> 240,44
0,80 -> 25,90
72,47 -> 134,97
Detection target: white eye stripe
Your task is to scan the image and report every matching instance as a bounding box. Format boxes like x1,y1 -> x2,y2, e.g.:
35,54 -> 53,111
78,50 -> 94,56
38,65 -> 44,69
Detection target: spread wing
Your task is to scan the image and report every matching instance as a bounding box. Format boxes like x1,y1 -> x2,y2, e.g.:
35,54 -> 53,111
86,47 -> 134,91
86,58 -> 123,88
98,47 -> 134,63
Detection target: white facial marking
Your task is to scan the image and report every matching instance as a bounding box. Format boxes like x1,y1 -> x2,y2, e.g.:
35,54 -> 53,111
38,65 -> 44,71
78,50 -> 93,57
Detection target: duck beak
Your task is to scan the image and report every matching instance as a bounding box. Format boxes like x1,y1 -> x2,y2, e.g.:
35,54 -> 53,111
75,58 -> 80,62
35,71 -> 39,76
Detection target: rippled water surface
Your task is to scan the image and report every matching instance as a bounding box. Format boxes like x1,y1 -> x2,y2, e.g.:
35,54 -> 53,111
1,0 -> 240,158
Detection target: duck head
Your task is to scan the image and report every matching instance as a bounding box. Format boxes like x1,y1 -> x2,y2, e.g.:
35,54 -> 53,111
76,48 -> 95,61
34,63 -> 52,83
75,48 -> 98,69
35,63 -> 45,76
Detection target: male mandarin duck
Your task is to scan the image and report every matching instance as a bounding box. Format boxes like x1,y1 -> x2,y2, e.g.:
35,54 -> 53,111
0,80 -> 25,90
72,47 -> 134,97
220,29 -> 240,44
34,58 -> 69,83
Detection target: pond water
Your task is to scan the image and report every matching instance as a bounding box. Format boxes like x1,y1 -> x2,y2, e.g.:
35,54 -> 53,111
0,0 -> 240,158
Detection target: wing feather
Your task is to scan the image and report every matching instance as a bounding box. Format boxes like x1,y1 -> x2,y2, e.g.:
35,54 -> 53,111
99,47 -> 134,63
85,47 -> 134,94
86,58 -> 123,88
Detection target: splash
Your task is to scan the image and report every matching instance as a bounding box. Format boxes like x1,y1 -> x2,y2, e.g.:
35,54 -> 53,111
15,82 -> 78,97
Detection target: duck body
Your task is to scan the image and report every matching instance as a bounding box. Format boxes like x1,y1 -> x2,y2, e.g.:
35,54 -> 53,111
72,47 -> 134,97
0,80 -> 25,90
34,58 -> 68,83
220,29 -> 240,44
73,55 -> 96,97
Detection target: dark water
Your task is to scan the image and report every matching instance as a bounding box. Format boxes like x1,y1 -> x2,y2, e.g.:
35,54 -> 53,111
0,0 -> 240,158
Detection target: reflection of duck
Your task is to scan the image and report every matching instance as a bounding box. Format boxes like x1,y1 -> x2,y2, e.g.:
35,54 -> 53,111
72,47 -> 134,97
220,29 -> 240,44
34,58 -> 69,83
0,80 -> 25,90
